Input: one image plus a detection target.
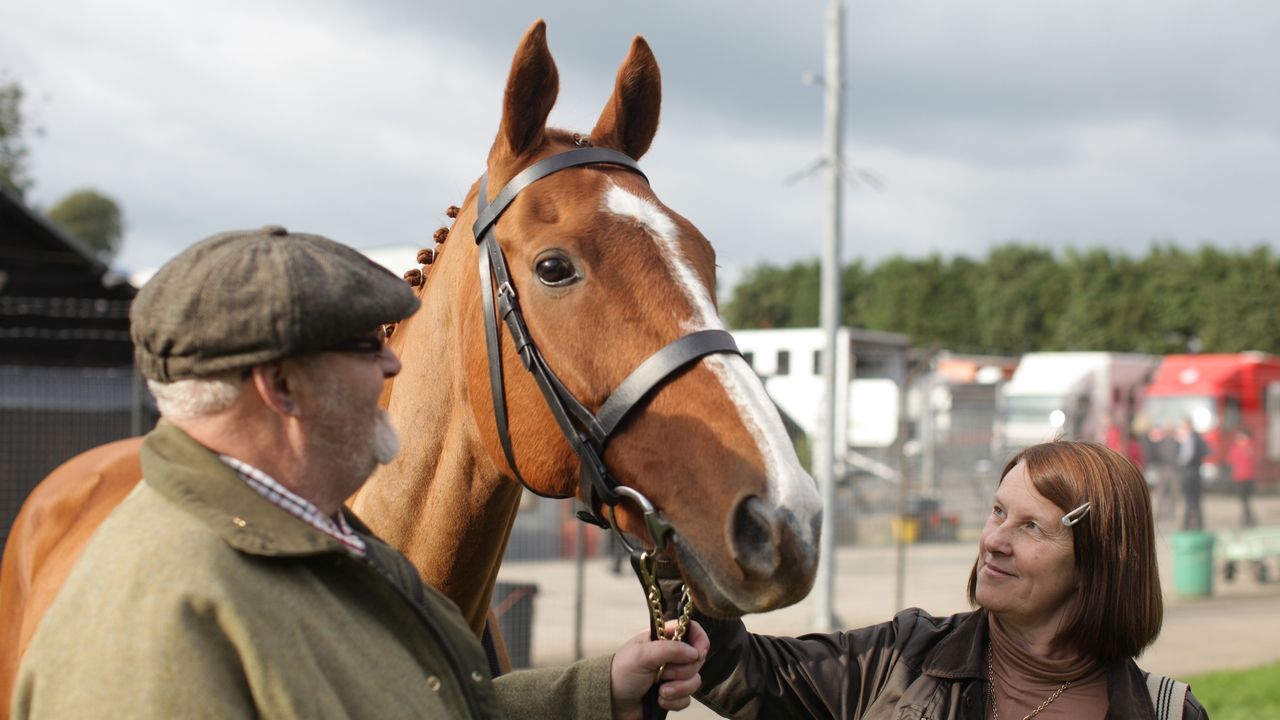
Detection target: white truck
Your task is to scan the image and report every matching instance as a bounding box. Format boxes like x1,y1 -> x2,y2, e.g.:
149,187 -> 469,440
729,327 -> 910,477
998,352 -> 1158,454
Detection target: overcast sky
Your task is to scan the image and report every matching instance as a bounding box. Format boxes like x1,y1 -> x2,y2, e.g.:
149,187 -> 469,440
4,0 -> 1277,290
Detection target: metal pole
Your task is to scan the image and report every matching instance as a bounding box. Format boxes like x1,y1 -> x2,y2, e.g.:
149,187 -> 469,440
892,355 -> 914,614
813,0 -> 845,632
130,361 -> 144,437
893,354 -> 928,613
921,354 -> 938,496
573,519 -> 586,660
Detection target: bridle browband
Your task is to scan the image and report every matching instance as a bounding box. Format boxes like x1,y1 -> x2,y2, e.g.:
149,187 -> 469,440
472,146 -> 741,550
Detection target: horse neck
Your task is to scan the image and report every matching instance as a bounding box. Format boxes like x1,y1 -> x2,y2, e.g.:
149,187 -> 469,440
350,247 -> 523,638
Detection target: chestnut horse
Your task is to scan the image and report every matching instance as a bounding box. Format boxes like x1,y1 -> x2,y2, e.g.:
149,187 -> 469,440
0,437 -> 143,711
0,19 -> 822,710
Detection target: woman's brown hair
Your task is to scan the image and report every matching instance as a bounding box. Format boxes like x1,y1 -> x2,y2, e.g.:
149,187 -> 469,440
966,440 -> 1163,662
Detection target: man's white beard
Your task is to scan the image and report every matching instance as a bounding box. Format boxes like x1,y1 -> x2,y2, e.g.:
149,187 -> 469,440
308,381 -> 400,484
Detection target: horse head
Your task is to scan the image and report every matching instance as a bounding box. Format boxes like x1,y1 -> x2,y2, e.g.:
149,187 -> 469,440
442,20 -> 822,619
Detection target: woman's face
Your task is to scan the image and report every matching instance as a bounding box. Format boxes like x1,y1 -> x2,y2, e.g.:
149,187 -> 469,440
974,462 -> 1079,632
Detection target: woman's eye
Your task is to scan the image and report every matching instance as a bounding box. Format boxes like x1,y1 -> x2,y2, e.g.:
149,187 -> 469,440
992,506 -> 1005,519
535,254 -> 579,286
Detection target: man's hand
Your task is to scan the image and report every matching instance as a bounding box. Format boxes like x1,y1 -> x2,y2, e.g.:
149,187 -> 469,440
610,620 -> 709,720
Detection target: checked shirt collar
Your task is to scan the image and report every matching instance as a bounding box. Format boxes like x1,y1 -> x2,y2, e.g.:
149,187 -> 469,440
218,455 -> 368,557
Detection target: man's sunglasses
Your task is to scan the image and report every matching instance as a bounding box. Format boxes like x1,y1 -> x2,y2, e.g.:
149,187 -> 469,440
325,326 -> 390,358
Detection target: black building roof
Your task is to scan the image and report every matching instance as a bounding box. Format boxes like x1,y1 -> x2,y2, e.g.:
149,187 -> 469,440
0,188 -> 136,366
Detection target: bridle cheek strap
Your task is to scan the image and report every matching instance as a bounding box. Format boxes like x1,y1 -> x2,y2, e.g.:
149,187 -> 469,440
472,147 -> 741,535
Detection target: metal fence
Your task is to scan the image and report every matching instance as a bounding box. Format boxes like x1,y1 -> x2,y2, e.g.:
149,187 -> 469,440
794,379 -> 1004,547
0,363 -> 1007,671
0,364 -> 155,547
491,379 -> 1009,666
492,386 -> 1006,564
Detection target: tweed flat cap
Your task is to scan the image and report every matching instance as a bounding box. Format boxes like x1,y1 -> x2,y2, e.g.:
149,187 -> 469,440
131,225 -> 420,381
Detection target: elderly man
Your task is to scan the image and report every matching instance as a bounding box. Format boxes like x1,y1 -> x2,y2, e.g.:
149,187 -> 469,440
13,226 -> 705,719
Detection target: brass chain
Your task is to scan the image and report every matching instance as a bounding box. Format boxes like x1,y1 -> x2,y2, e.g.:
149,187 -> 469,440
640,551 -> 695,682
987,644 -> 1071,720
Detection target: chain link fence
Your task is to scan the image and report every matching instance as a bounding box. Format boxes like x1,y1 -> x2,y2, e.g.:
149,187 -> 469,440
0,364 -> 156,547
0,357 -> 1008,671
491,376 -> 1010,667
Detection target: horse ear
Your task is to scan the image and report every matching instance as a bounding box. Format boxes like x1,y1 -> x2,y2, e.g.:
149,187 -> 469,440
590,36 -> 661,160
494,20 -> 559,165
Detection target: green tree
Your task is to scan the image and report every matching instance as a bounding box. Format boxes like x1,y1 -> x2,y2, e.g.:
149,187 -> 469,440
1053,249 -> 1153,351
937,256 -> 983,352
45,188 -> 125,261
854,254 -> 982,351
972,244 -> 1066,354
1138,244 -> 1205,353
722,243 -> 1280,356
1198,246 -> 1280,353
0,74 -> 32,197
723,260 -> 820,328
839,259 -> 868,329
723,259 -> 870,330
856,255 -> 940,343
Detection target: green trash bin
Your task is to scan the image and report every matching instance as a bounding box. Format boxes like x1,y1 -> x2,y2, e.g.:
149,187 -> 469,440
1171,531 -> 1216,597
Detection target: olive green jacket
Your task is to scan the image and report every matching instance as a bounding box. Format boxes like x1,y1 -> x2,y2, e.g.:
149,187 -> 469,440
13,422 -> 612,719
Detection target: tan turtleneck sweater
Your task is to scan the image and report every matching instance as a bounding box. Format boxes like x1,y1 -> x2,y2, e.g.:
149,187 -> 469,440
987,614 -> 1109,719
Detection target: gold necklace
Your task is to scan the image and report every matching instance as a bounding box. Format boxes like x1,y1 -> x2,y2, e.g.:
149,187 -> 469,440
987,644 -> 1071,720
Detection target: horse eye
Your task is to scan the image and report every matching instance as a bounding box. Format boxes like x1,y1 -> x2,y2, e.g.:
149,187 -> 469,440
534,253 -> 579,287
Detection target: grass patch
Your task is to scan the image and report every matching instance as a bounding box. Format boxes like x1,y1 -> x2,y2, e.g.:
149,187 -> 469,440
1185,661 -> 1280,719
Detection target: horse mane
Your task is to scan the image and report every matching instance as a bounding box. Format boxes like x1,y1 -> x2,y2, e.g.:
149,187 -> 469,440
401,217 -> 448,290
393,204 -> 463,340
402,125 -> 586,291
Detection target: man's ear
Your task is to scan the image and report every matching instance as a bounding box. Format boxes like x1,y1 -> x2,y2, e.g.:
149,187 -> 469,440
251,363 -> 298,417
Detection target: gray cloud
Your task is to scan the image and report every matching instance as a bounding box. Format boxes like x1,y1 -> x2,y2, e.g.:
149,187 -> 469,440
2,0 -> 1276,285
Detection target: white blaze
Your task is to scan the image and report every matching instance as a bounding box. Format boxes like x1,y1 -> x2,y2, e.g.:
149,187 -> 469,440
602,184 -> 819,513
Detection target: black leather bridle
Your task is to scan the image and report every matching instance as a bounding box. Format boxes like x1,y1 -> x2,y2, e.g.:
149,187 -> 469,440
472,145 -> 741,549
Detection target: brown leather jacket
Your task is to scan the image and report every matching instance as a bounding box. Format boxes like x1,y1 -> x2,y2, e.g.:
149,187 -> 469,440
695,608 -> 1208,719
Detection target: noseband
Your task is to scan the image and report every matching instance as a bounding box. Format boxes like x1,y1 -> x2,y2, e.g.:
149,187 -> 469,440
472,146 -> 741,552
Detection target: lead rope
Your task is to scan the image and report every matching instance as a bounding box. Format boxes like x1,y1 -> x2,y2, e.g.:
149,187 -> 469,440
608,490 -> 693,720
630,550 -> 694,720
638,551 -> 695,666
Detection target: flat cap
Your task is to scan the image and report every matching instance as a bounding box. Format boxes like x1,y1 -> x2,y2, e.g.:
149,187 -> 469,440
131,225 -> 420,381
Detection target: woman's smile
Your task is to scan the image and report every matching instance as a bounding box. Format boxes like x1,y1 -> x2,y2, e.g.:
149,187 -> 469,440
982,560 -> 1016,578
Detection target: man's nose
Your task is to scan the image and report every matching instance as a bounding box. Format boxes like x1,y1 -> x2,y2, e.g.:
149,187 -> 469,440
381,348 -> 402,377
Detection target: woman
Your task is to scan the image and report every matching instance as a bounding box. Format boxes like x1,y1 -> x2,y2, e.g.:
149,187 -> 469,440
691,441 -> 1207,719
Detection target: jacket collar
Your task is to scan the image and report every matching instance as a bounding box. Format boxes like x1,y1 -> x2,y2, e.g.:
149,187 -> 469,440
919,608 -> 1158,720
921,609 -> 989,680
1103,661 -> 1159,720
141,421 -> 360,557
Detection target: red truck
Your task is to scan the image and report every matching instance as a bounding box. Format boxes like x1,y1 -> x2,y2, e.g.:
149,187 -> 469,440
1142,352 -> 1280,486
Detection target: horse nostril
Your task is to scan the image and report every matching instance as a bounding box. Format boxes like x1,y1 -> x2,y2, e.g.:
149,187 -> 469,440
729,496 -> 780,580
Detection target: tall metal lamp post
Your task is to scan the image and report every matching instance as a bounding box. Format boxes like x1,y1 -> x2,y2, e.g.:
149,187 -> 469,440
811,0 -> 845,632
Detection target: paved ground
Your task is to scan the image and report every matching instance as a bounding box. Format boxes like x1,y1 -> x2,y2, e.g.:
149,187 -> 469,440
497,492 -> 1280,718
